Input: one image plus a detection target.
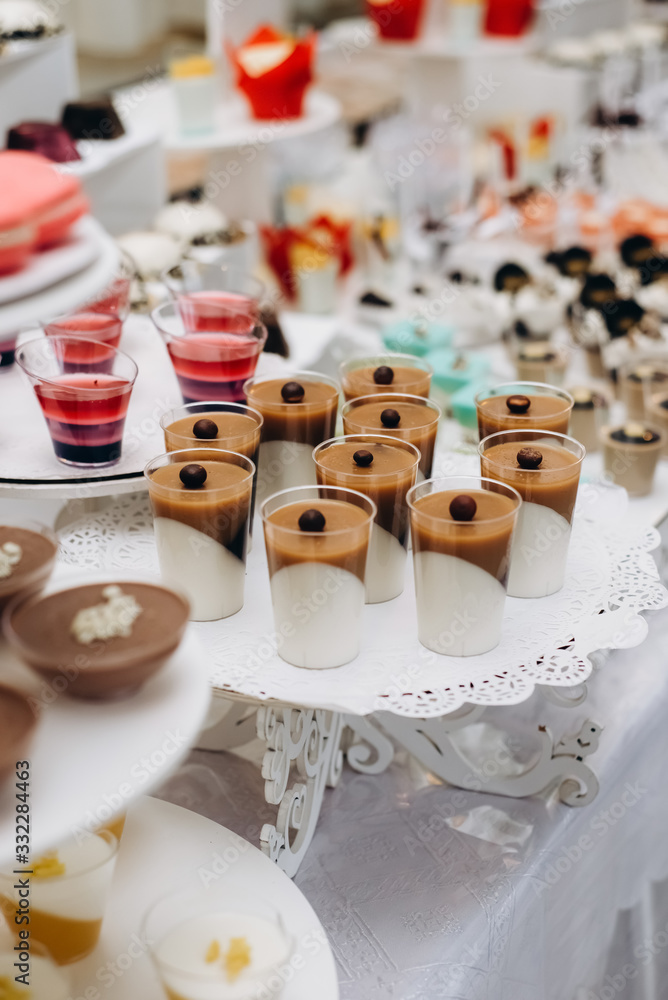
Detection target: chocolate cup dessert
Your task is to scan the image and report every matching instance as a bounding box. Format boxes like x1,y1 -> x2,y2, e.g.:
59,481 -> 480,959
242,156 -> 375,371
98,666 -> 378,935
262,486 -> 376,669
619,360 -> 668,421
479,430 -> 585,599
160,401 -> 263,537
0,522 -> 58,611
4,580 -> 190,700
476,382 -> 573,441
515,344 -> 568,386
339,354 -> 433,402
647,393 -> 668,455
145,449 -> 254,621
314,435 -> 420,604
602,423 -> 664,497
244,371 -> 339,503
0,685 -> 39,783
341,393 -> 441,479
408,477 -> 521,657
568,386 -> 610,453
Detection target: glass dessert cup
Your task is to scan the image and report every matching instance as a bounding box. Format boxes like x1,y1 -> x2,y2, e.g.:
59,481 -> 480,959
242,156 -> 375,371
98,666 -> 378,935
475,382 -> 574,441
0,941 -> 70,999
341,393 -> 441,480
145,449 -> 254,622
339,353 -> 433,402
0,683 -> 39,784
143,885 -> 294,1000
261,486 -> 376,669
244,372 -> 340,503
367,0 -> 425,40
43,310 -> 123,350
479,430 -> 585,599
619,358 -> 668,421
0,831 -> 119,965
3,575 -> 190,700
15,335 -> 137,468
82,248 -> 134,319
647,392 -> 668,456
162,260 -> 265,316
408,476 -> 521,656
0,518 -> 58,612
567,386 -> 610,454
152,301 -> 267,404
514,344 -> 569,386
314,435 -> 420,604
602,424 -> 664,497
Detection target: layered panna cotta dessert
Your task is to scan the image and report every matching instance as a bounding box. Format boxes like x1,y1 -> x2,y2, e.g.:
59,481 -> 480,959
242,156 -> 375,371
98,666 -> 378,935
262,489 -> 375,668
0,950 -> 70,1000
244,373 -> 339,503
479,431 -> 585,598
6,581 -> 189,699
602,423 -> 664,496
339,355 -> 433,401
314,436 -> 420,603
619,361 -> 668,421
0,685 -> 38,783
567,386 -> 610,453
151,911 -> 292,1000
0,524 -> 57,611
341,394 -> 441,479
515,342 -> 568,386
476,383 -> 574,440
408,479 -> 520,656
146,450 -> 254,621
0,832 -> 118,965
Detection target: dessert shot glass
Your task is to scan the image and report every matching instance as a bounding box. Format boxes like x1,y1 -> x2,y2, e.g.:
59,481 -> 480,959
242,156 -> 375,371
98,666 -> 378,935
16,335 -> 137,468
619,358 -> 668,421
0,831 -> 119,965
339,353 -> 433,401
341,393 -> 441,480
83,248 -> 134,319
602,423 -> 664,497
44,311 -> 123,350
475,382 -> 574,441
479,429 -> 585,598
314,434 -> 420,604
262,485 -> 376,669
144,884 -> 294,1000
244,372 -> 340,502
145,448 -> 254,621
163,260 -> 264,316
408,476 -> 521,656
152,301 -> 267,404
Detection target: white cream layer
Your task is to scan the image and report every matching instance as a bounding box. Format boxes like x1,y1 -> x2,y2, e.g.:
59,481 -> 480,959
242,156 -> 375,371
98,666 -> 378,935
154,518 -> 245,621
413,551 -> 506,656
365,523 -> 407,604
507,501 -> 571,598
156,912 -> 291,1000
4,834 -> 117,921
256,440 -> 316,505
0,953 -> 70,1000
269,562 -> 365,669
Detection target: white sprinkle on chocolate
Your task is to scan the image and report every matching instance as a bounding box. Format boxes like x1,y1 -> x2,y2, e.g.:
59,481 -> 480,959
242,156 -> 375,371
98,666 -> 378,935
71,585 -> 143,645
0,542 -> 22,580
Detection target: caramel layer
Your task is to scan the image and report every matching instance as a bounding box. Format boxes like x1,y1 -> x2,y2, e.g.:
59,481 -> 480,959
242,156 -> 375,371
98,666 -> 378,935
264,499 -> 370,581
480,441 -> 581,520
477,394 -> 571,440
342,365 -> 431,401
246,379 -> 338,445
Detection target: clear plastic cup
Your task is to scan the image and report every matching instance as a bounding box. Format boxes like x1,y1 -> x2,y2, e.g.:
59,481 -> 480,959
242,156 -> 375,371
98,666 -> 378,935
475,381 -> 574,441
43,311 -> 123,349
339,353 -> 433,401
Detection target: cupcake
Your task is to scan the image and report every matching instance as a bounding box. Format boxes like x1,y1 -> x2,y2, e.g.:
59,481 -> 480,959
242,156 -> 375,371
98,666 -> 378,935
228,25 -> 316,120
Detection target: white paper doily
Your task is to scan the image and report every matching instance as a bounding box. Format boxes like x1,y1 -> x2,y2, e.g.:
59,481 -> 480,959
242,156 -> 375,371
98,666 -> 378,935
56,466 -> 668,719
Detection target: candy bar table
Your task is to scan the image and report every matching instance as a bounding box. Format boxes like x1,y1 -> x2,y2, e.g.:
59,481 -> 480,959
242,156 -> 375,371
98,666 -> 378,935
55,450 -> 668,877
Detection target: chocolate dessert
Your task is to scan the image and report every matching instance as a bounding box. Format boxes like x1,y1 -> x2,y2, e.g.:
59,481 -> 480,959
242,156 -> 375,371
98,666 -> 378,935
61,99 -> 125,141
0,524 -> 57,610
340,355 -> 433,402
408,479 -> 520,656
546,245 -> 592,278
341,393 -> 441,478
315,436 -> 420,603
604,299 -> 645,339
580,274 -> 617,311
603,422 -> 664,496
162,403 -> 262,459
515,343 -> 567,385
6,121 -> 80,162
0,685 -> 38,782
480,430 -> 585,598
619,362 -> 668,420
568,386 -> 610,452
620,234 -> 655,269
5,581 -> 189,699
494,262 -> 530,294
476,384 -> 573,440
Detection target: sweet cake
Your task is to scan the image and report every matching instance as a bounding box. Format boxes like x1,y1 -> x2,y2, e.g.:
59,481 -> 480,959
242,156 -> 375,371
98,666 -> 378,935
61,98 -> 125,141
228,25 -> 316,120
6,121 -> 80,162
603,423 -> 663,496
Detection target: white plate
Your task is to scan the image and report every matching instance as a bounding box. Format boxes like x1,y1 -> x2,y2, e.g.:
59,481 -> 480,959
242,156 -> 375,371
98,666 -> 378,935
0,216 -> 101,306
0,315 -> 291,497
0,216 -> 118,336
69,796 -> 340,1000
0,569 -> 213,865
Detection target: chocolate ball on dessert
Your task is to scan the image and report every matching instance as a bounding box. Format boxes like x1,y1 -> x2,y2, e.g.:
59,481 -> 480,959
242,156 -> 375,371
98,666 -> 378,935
281,381 -> 305,403
373,365 -> 394,386
620,233 -> 655,269
506,394 -> 531,414
380,408 -> 401,429
193,418 -> 218,440
494,262 -> 530,294
449,495 -> 477,521
353,450 -> 374,467
611,423 -> 659,445
179,464 -> 207,488
561,245 -> 592,277
298,508 -> 326,532
517,447 -> 543,469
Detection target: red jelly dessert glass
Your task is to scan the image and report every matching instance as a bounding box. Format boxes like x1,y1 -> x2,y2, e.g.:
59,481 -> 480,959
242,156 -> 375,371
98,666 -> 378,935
44,311 -> 123,359
367,0 -> 425,41
16,335 -> 137,468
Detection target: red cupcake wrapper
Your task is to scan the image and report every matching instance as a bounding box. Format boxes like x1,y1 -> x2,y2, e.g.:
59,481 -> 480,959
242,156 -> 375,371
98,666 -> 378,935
228,25 -> 316,121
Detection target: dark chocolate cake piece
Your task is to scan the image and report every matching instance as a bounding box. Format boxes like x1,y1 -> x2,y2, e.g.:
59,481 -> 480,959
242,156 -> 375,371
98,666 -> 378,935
6,121 -> 80,162
61,99 -> 125,141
